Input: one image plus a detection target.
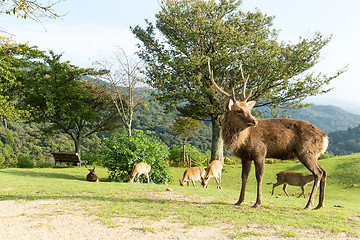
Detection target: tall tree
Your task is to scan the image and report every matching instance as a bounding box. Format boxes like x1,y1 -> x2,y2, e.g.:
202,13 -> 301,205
131,0 -> 345,162
173,116 -> 203,167
17,48 -> 121,155
95,47 -> 148,136
1,0 -> 62,122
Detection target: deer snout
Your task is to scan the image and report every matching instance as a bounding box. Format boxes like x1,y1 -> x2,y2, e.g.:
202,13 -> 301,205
248,119 -> 258,127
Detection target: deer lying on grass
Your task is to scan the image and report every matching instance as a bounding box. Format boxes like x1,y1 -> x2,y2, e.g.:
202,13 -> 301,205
129,162 -> 151,183
271,171 -> 314,198
201,160 -> 223,189
208,60 -> 328,209
86,167 -> 99,182
179,166 -> 206,187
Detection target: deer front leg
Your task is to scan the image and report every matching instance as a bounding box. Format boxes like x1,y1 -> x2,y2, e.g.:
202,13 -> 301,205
253,159 -> 265,208
215,176 -> 222,189
297,186 -> 306,198
235,160 -> 251,205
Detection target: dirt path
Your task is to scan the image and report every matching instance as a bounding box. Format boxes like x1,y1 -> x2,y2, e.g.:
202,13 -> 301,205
0,200 -> 357,240
0,200 -> 230,240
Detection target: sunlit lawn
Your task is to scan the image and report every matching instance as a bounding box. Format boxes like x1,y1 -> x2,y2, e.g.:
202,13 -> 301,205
0,153 -> 359,238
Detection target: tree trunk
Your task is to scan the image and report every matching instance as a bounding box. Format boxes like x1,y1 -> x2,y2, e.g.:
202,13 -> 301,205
74,136 -> 81,156
211,115 -> 224,164
182,139 -> 187,166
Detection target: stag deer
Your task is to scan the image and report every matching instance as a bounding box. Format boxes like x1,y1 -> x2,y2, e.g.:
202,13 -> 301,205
86,167 -> 99,182
201,160 -> 223,189
208,60 -> 328,209
129,162 -> 151,183
179,166 -> 206,187
271,171 -> 314,198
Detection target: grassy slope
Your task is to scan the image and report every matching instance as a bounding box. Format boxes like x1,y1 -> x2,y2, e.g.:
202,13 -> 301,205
0,154 -> 359,238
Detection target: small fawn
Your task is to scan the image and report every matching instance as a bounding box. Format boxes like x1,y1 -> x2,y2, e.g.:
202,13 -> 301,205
86,167 -> 99,182
179,166 -> 205,187
201,160 -> 223,189
129,162 -> 151,183
271,171 -> 314,198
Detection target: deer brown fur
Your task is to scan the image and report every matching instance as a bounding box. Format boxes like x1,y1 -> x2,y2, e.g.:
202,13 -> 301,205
179,166 -> 205,187
201,160 -> 223,189
86,167 -> 99,182
129,162 -> 151,183
271,171 -> 314,198
208,59 -> 328,209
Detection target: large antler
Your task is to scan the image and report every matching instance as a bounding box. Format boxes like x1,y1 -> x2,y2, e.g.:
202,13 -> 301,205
208,59 -> 237,102
239,63 -> 252,102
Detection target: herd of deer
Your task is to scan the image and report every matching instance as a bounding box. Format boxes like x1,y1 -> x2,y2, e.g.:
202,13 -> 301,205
87,60 -> 329,210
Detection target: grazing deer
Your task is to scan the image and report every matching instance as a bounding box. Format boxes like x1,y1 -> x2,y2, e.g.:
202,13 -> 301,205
86,167 -> 99,182
208,60 -> 328,209
201,160 -> 223,189
271,171 -> 314,198
179,166 -> 206,187
129,162 -> 151,183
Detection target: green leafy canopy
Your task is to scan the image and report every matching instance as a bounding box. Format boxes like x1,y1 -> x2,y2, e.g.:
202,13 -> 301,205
132,0 -> 346,118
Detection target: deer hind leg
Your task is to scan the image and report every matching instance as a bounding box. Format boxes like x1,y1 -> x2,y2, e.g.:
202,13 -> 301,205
299,157 -> 324,209
145,172 -> 150,183
315,164 -> 327,209
236,160 -> 251,205
282,184 -> 290,197
271,180 -> 284,196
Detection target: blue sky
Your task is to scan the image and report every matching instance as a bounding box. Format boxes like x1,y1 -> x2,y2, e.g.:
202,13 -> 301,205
1,0 -> 359,114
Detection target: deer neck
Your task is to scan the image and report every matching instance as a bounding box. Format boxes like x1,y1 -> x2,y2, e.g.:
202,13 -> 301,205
222,115 -> 252,153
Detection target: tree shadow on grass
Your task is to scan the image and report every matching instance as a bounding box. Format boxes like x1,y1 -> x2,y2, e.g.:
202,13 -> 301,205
0,169 -> 83,181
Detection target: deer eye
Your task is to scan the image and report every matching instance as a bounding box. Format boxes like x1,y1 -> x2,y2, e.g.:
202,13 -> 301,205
237,109 -> 243,114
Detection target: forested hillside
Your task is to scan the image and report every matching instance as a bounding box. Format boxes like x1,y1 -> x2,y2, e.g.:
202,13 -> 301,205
289,105 -> 360,133
1,101 -> 359,168
328,125 -> 360,155
132,100 -> 212,153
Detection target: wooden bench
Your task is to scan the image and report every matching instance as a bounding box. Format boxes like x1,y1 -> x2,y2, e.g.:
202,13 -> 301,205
51,152 -> 88,167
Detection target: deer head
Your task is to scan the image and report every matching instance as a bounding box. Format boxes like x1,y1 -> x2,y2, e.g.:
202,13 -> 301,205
208,59 -> 258,128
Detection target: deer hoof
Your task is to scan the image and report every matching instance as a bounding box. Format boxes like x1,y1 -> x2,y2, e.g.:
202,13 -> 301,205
234,201 -> 242,206
314,205 -> 323,210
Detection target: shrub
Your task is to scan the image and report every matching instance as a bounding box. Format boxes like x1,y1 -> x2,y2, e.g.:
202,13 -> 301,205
320,151 -> 335,159
82,151 -> 106,166
17,155 -> 35,168
103,129 -> 171,184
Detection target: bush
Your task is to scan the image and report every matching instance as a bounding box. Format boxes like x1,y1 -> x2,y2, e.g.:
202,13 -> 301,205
82,151 -> 106,166
103,129 -> 171,184
17,155 -> 35,168
320,151 -> 335,159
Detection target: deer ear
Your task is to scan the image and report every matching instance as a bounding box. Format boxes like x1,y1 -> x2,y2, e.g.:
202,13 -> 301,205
247,101 -> 256,109
226,99 -> 234,111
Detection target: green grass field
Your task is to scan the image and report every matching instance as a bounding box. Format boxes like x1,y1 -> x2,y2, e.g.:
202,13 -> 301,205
1,153 -> 359,238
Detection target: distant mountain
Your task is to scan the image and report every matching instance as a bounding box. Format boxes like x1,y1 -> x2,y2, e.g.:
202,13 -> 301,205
288,105 -> 360,133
